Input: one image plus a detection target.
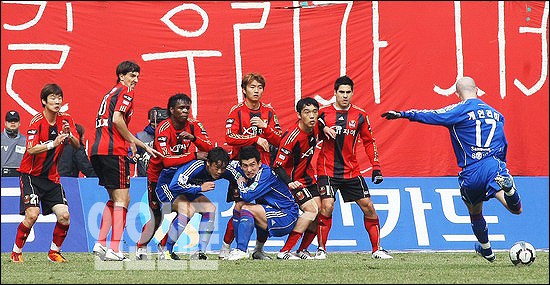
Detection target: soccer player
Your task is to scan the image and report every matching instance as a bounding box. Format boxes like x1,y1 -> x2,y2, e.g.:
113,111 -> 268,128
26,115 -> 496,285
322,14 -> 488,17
136,93 -> 212,260
221,72 -> 283,260
11,83 -> 80,263
381,76 -> 522,262
154,147 -> 243,260
226,146 -> 299,260
316,75 -> 392,259
90,60 -> 162,261
272,97 -> 321,260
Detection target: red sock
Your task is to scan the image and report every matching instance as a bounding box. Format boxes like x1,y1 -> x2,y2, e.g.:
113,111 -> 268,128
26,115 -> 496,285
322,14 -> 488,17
364,216 -> 380,252
298,228 -> 317,252
317,214 -> 332,249
51,222 -> 70,250
159,215 -> 177,247
98,200 -> 114,246
223,218 -> 235,244
14,222 -> 31,250
137,219 -> 154,248
110,206 -> 127,251
281,231 -> 303,252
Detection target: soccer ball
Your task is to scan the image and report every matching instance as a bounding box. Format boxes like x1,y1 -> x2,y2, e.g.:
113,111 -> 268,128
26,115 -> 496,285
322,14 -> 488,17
509,241 -> 536,266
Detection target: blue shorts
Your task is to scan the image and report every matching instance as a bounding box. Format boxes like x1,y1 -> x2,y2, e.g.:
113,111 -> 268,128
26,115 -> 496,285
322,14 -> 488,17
154,167 -> 203,205
263,204 -> 299,237
458,156 -> 512,206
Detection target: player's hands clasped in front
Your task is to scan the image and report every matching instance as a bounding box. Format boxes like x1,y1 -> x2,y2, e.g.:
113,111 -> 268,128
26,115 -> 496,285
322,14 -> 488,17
371,169 -> 383,184
250,117 -> 267,129
201,181 -> 216,192
381,111 -> 402,120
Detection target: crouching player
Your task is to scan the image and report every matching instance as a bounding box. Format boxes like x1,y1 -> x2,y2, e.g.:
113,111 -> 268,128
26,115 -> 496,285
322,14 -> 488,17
226,146 -> 299,260
155,147 -> 243,260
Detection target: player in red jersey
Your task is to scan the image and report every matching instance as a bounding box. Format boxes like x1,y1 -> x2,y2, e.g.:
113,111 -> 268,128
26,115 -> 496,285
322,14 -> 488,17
315,75 -> 392,259
272,97 -> 321,260
220,73 -> 283,260
90,61 -> 162,261
135,93 -> 213,260
11,84 -> 80,263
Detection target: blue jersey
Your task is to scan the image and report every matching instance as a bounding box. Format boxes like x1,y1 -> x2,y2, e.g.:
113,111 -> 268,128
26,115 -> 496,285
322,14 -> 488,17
401,98 -> 507,168
155,160 -> 240,203
237,164 -> 298,211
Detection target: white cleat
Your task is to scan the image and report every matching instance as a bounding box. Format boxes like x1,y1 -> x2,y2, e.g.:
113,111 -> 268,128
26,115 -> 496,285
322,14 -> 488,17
219,245 -> 231,260
314,248 -> 327,260
495,175 -> 514,193
92,243 -> 107,260
295,250 -> 314,260
226,249 -> 250,261
372,248 -> 393,259
276,251 -> 300,260
135,247 -> 148,260
104,248 -> 129,261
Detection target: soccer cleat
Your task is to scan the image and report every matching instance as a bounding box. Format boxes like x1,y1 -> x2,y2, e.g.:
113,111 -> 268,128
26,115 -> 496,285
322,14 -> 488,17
92,243 -> 107,260
314,248 -> 327,260
135,247 -> 148,260
276,251 -> 300,260
190,250 -> 208,260
218,245 -> 231,260
495,175 -> 514,193
251,250 -> 272,260
372,248 -> 393,259
295,250 -> 314,260
475,244 -> 496,262
157,245 -> 180,260
227,249 -> 250,260
104,248 -> 129,261
10,252 -> 23,263
48,251 -> 68,263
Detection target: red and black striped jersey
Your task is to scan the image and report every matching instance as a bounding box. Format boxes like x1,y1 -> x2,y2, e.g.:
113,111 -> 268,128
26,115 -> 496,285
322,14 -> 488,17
225,101 -> 282,164
91,83 -> 134,156
273,122 -> 318,187
18,112 -> 79,183
317,104 -> 381,178
147,118 -> 213,182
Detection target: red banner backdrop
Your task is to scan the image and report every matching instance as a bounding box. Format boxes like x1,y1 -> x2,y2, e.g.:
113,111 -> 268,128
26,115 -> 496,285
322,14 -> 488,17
2,1 -> 548,176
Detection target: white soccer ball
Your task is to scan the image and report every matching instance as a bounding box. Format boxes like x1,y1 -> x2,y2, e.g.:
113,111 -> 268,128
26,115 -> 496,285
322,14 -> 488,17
509,241 -> 536,266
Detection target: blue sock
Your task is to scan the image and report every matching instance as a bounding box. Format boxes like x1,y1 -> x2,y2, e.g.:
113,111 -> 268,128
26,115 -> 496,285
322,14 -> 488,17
504,191 -> 521,213
166,214 -> 190,253
198,212 -> 216,252
232,209 -> 240,239
470,213 -> 489,244
236,210 -> 255,252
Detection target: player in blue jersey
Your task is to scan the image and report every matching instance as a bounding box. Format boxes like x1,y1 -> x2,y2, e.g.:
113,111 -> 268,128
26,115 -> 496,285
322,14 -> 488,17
381,76 -> 522,262
226,146 -> 300,260
154,147 -> 243,260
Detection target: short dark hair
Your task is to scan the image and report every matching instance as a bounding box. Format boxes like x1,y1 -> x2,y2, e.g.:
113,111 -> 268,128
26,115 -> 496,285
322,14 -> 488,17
334,75 -> 354,91
296,97 -> 319,113
241,73 -> 265,90
207,147 -> 230,166
40,83 -> 63,107
116,61 -> 140,83
167,93 -> 192,117
238,145 -> 261,163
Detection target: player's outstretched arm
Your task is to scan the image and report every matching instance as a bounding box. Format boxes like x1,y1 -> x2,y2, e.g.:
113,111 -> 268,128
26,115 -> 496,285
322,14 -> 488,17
381,111 -> 402,120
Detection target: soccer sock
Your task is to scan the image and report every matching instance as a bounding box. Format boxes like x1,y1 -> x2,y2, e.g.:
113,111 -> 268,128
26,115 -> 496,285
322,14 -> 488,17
160,215 -> 178,247
236,210 -> 255,252
280,231 -> 303,252
13,222 -> 31,253
317,213 -> 332,250
137,212 -> 162,248
198,212 -> 216,252
110,205 -> 127,252
98,200 -> 114,246
223,209 -> 239,244
470,212 -> 489,244
50,222 -> 70,253
298,228 -> 317,252
166,214 -> 190,253
364,217 -> 381,253
504,191 -> 522,213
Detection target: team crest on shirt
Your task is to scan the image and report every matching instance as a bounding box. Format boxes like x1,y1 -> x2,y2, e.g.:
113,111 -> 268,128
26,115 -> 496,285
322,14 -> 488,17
348,120 -> 356,128
296,190 -> 305,201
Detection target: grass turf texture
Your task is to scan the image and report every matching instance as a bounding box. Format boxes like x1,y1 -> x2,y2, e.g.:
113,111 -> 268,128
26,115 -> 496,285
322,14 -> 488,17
1,251 -> 548,284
